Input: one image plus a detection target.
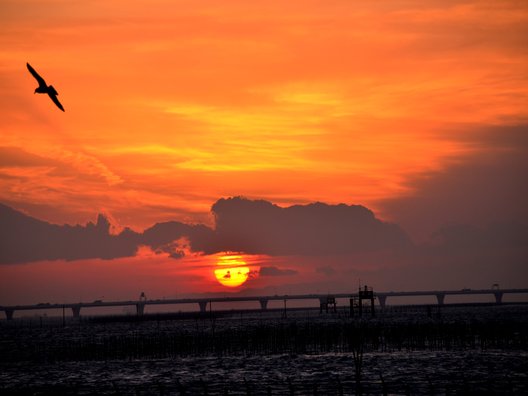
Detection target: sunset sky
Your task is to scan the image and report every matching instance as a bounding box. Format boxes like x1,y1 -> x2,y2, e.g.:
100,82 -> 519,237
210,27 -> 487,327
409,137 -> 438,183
1,1 -> 527,308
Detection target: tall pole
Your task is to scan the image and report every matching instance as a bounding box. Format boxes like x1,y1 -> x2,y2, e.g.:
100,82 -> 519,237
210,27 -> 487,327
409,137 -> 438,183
359,294 -> 363,317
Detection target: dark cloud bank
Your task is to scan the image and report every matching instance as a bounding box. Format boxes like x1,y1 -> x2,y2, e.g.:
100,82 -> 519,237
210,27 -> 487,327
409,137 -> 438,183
1,197 -> 526,269
1,197 -> 412,264
259,266 -> 298,277
212,198 -> 412,255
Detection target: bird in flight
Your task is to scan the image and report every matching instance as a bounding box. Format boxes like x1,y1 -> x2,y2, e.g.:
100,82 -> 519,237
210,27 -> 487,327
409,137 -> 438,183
26,62 -> 65,112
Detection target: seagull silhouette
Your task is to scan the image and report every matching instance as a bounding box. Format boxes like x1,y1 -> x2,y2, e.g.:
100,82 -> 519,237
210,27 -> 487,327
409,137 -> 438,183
26,62 -> 65,112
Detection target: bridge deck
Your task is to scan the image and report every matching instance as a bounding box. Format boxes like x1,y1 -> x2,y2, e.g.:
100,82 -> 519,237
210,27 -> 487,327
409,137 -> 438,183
1,289 -> 527,317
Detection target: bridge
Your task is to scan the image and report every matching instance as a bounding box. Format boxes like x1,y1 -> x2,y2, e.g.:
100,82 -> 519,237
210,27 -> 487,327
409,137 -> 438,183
1,288 -> 527,320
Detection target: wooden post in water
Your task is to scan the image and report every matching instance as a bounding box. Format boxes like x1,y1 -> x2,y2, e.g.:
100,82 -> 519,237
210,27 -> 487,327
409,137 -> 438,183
359,296 -> 363,317
337,375 -> 344,396
380,373 -> 388,396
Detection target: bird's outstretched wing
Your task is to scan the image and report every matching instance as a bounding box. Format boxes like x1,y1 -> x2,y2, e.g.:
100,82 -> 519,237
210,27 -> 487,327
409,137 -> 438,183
26,63 -> 47,88
48,92 -> 65,112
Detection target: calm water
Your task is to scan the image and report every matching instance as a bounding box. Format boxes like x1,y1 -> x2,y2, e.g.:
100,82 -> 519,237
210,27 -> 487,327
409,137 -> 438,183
1,304 -> 527,395
1,350 -> 527,394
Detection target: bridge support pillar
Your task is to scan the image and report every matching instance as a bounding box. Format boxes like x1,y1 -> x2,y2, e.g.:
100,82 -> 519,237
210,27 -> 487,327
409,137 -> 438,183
319,298 -> 326,313
198,301 -> 208,313
71,306 -> 81,318
494,292 -> 503,304
377,295 -> 387,309
136,303 -> 145,316
5,309 -> 14,320
436,293 -> 445,305
259,299 -> 268,310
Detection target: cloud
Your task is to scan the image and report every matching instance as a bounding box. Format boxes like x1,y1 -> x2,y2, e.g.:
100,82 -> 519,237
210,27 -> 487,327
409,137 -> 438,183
0,203 -> 214,264
211,197 -> 412,255
0,197 -> 412,264
405,221 -> 528,290
0,203 -> 137,264
0,146 -> 57,168
2,195 -> 525,273
142,222 -> 217,256
316,266 -> 335,276
378,124 -> 528,242
259,266 -> 298,277
429,222 -> 528,253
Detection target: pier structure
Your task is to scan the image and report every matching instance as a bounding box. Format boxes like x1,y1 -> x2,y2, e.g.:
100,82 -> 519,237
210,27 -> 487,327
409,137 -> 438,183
319,295 -> 337,313
350,285 -> 376,317
1,288 -> 527,320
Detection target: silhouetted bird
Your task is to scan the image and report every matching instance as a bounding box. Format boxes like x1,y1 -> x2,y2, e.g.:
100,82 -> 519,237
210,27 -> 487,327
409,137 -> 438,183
26,62 -> 65,112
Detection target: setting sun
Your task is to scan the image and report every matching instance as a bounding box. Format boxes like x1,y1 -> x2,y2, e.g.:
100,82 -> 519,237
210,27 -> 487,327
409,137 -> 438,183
214,254 -> 251,288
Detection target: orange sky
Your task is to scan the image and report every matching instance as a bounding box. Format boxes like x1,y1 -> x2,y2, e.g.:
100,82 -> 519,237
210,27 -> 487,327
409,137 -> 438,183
1,1 -> 527,304
1,0 -> 526,229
